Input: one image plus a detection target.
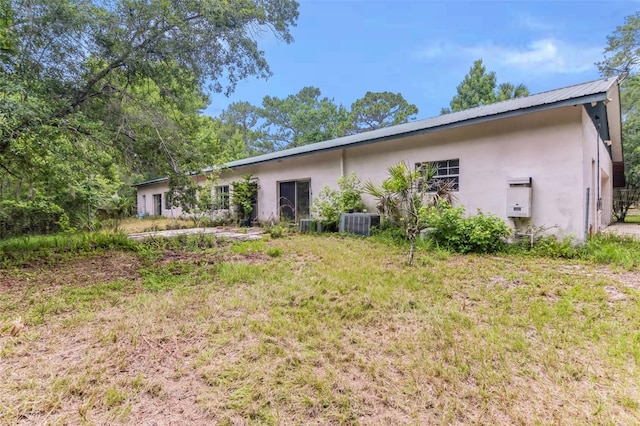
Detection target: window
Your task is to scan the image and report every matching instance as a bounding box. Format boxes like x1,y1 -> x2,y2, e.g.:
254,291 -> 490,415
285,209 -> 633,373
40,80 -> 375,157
416,158 -> 459,191
164,191 -> 173,209
215,185 -> 230,209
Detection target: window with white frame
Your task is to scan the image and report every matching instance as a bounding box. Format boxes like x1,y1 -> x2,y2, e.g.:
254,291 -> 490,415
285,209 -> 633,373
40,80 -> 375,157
416,159 -> 459,191
215,185 -> 230,209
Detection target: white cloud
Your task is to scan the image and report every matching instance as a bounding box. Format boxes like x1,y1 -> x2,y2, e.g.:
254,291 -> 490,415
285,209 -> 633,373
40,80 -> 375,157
415,38 -> 601,75
469,39 -> 601,74
515,13 -> 557,32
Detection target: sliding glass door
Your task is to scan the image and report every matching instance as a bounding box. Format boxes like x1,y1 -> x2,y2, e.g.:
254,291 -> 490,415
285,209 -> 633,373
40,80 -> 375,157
279,180 -> 310,222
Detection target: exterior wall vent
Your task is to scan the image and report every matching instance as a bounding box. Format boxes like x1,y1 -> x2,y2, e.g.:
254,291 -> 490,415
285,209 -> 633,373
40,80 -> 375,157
339,213 -> 380,237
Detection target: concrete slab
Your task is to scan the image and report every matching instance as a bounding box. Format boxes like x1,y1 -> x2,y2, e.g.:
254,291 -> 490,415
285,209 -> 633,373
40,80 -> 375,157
602,223 -> 640,239
128,227 -> 263,241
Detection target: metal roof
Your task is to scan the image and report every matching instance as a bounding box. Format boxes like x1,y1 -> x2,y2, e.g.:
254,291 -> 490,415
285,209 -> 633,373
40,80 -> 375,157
135,76 -> 619,187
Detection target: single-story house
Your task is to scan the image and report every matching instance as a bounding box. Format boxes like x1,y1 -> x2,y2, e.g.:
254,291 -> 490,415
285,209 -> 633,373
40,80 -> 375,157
134,76 -> 624,242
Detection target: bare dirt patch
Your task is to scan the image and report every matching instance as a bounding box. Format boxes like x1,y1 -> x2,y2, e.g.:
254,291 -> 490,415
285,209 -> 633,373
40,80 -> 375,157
0,251 -> 142,292
158,250 -> 271,266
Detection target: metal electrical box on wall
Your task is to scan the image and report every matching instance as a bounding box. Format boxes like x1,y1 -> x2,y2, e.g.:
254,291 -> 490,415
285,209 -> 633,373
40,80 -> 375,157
507,177 -> 532,218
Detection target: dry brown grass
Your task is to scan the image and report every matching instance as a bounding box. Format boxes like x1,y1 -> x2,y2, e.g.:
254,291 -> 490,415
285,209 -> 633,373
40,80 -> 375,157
117,217 -> 198,234
1,236 -> 639,425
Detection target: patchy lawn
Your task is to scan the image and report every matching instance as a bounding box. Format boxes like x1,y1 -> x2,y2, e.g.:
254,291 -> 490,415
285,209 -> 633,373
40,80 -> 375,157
117,217 -> 200,234
0,235 -> 639,425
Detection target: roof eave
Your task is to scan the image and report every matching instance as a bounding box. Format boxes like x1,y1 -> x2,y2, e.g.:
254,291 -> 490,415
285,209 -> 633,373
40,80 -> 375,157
226,92 -> 610,170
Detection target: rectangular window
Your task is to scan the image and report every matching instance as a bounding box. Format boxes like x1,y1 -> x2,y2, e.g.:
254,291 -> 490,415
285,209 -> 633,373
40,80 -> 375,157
416,159 -> 459,191
164,191 -> 173,209
215,185 -> 230,209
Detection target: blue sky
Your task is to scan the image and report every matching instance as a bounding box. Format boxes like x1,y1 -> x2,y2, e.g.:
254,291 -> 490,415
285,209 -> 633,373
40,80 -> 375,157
204,1 -> 639,120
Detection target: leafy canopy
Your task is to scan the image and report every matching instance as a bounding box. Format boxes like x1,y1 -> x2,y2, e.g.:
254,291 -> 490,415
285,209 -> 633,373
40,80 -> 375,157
598,11 -> 640,188
344,91 -> 418,135
441,59 -> 529,114
259,86 -> 349,150
217,88 -> 419,152
0,0 -> 298,235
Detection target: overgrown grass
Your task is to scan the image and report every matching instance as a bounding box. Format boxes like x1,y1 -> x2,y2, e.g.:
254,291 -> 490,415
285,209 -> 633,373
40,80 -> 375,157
0,232 -> 140,266
1,234 -> 639,424
373,225 -> 640,271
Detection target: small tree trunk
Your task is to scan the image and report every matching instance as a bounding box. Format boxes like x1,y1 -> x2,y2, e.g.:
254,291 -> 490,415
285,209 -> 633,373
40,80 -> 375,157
408,236 -> 417,266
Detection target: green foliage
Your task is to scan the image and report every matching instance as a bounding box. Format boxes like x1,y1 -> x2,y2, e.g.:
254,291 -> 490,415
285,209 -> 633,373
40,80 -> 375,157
263,221 -> 291,238
581,234 -> 640,269
138,233 -> 225,253
0,198 -> 65,238
231,175 -> 259,224
219,89 -> 420,152
193,116 -> 249,164
57,212 -> 76,234
0,0 -> 13,65
598,12 -> 640,189
421,203 -> 511,254
527,236 -> 579,259
104,193 -> 133,232
311,173 -> 365,226
365,162 -> 436,265
0,0 -> 298,233
169,173 -> 225,227
344,91 -> 418,135
441,59 -> 529,114
266,247 -> 283,257
0,232 -> 139,266
370,222 -> 408,246
220,102 -> 268,155
597,12 -> 640,75
312,187 -> 341,225
495,82 -> 530,101
613,188 -> 640,222
522,233 -> 640,270
259,86 -> 349,150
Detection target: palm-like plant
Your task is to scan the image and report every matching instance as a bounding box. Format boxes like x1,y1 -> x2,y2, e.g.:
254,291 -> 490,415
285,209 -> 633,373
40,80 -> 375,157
496,82 -> 529,101
107,193 -> 133,232
429,179 -> 458,207
364,162 -> 436,265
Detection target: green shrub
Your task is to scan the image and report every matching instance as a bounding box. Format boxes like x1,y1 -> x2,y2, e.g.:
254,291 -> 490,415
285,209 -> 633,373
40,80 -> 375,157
0,198 -> 65,238
421,203 -> 511,253
266,223 -> 287,238
231,174 -> 259,225
529,235 -> 578,259
311,173 -> 365,228
370,222 -> 408,246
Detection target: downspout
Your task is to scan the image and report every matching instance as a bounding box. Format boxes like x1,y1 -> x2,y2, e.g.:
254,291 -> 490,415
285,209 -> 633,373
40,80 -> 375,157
340,148 -> 346,177
596,122 -> 601,211
584,188 -> 590,241
596,121 -> 602,232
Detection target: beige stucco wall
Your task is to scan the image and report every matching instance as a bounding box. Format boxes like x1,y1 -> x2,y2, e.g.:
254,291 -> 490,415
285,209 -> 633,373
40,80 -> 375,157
341,106 -> 587,239
221,150 -> 342,223
581,106 -> 614,236
136,104 -> 614,242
